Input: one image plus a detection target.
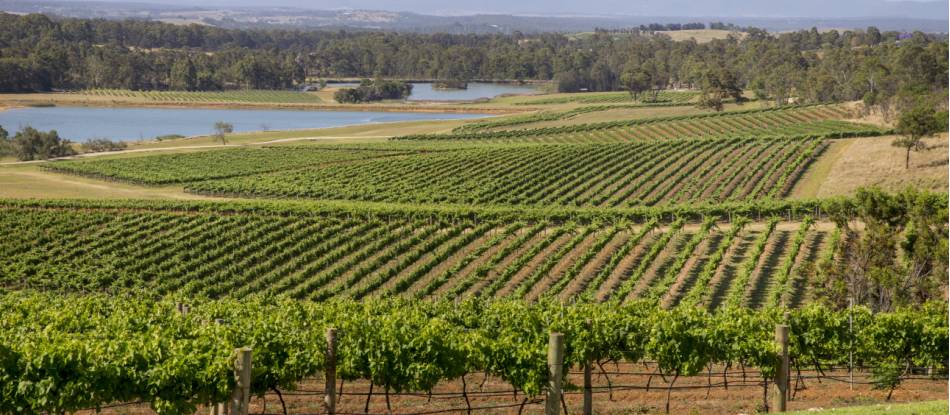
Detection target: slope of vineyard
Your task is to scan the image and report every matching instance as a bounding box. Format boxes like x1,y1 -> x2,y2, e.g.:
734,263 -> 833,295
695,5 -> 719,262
46,146 -> 416,184
396,105 -> 886,142
186,139 -> 824,206
0,202 -> 839,308
514,90 -> 700,105
74,88 -> 324,103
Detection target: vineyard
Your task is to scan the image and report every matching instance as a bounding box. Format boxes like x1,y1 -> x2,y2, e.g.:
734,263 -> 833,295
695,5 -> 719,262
74,88 -> 324,104
396,105 -> 886,142
184,139 -> 824,206
0,198 -> 888,306
3,78 -> 946,415
515,90 -> 700,105
1,292 -> 945,414
46,146 -> 416,184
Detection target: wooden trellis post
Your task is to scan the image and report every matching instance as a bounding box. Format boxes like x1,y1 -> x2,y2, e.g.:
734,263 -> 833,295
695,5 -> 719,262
546,333 -> 565,415
771,325 -> 789,413
325,328 -> 337,415
231,348 -> 253,415
583,321 -> 593,415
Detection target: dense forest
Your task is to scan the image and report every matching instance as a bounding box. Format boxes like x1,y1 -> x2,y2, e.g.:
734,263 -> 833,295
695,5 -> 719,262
0,12 -> 946,110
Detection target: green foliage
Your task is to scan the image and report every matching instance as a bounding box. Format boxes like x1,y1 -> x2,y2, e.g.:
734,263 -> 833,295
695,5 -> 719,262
893,102 -> 945,168
515,90 -> 699,106
333,79 -> 413,103
10,126 -> 76,161
3,292 -> 943,414
723,217 -> 779,308
0,190 -> 944,306
184,139 -> 823,207
0,125 -> 11,157
212,121 -> 234,145
648,307 -> 714,377
79,138 -> 127,153
396,105 -> 886,142
48,146 -> 413,184
0,12 -> 945,101
812,188 -> 950,311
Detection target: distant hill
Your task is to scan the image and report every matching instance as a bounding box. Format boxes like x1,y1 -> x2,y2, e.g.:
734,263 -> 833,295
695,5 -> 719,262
1,0 -> 946,33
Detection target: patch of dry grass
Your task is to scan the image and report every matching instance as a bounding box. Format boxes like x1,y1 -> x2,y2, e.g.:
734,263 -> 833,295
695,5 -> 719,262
657,29 -> 742,43
790,134 -> 948,198
0,165 -> 220,200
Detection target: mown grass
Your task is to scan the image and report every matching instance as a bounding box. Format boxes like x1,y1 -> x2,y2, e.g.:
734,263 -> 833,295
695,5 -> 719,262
787,400 -> 948,415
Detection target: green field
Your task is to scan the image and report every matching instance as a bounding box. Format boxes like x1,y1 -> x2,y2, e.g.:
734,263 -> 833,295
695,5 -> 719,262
0,11 -> 946,414
1,88 -> 945,415
398,105 -> 885,142
46,146 -> 415,184
182,139 -> 822,206
515,90 -> 700,105
75,88 -> 324,103
0,196 -> 914,307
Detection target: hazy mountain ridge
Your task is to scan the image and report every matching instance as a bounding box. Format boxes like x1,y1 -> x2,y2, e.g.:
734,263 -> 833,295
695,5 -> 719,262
1,0 -> 946,33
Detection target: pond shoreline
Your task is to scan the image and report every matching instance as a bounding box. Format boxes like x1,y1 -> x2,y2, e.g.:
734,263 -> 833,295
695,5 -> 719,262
0,106 -> 496,143
0,97 -> 529,115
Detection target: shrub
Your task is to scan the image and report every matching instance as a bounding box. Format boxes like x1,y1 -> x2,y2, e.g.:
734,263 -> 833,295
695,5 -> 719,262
12,127 -> 76,161
80,138 -> 127,153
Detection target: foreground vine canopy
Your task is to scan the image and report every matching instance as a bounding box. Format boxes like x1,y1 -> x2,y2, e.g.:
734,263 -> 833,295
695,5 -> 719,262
0,293 -> 945,414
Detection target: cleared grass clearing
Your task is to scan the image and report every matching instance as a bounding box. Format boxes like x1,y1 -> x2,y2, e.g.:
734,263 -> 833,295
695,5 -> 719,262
0,164 -> 217,200
785,401 -> 948,415
791,134 -> 949,198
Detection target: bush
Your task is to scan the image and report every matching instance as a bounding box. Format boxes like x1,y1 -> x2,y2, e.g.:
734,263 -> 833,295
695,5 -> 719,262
12,127 -> 76,161
0,125 -> 11,157
80,138 -> 127,153
333,79 -> 412,103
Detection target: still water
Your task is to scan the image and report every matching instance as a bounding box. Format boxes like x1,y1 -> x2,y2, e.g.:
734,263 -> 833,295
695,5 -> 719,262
328,82 -> 538,101
0,106 -> 489,142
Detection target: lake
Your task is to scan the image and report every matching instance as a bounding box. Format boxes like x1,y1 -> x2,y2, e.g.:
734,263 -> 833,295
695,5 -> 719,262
328,82 -> 539,101
0,107 -> 489,142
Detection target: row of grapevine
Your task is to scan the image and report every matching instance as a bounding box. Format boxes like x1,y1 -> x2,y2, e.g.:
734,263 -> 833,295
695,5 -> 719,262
514,90 -> 700,105
766,218 -> 816,308
47,146 -> 414,184
2,292 -> 945,414
3,188 -> 945,305
0,205 -> 819,306
453,100 -> 696,132
77,88 -> 324,103
185,139 -> 822,207
2,186 -> 944,227
393,104 -> 877,141
722,219 -> 780,309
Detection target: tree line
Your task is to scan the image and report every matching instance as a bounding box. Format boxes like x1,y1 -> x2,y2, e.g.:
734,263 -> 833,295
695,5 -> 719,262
333,79 -> 413,103
0,13 -> 946,109
0,126 -> 76,160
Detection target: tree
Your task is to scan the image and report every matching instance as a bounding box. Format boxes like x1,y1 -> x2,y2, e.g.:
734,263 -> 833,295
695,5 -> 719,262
620,68 -> 650,100
169,58 -> 197,91
697,66 -> 743,112
0,125 -> 11,157
213,122 -> 233,145
892,103 -> 942,169
11,127 -> 76,161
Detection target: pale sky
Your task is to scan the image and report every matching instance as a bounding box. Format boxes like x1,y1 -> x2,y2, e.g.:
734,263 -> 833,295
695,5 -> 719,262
52,0 -> 948,19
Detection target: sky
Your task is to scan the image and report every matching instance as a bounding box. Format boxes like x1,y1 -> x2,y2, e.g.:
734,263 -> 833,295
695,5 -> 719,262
54,0 -> 949,18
